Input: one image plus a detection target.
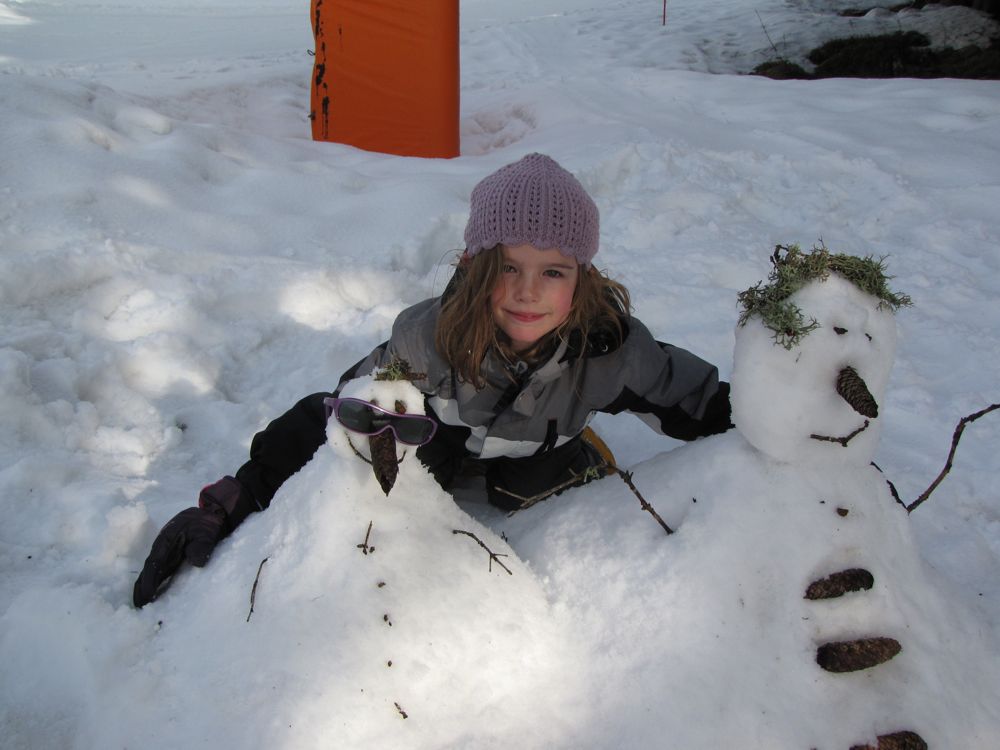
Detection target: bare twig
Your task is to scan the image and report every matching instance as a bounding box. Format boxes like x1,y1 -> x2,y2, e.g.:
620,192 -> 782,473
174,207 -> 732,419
357,521 -> 375,555
870,461 -> 906,509
345,433 -> 406,468
247,557 -> 269,622
495,466 -> 602,511
756,10 -> 779,56
907,403 -> 1000,513
394,701 -> 408,719
810,420 -> 870,447
500,461 -> 674,535
612,466 -> 674,535
345,434 -> 373,465
452,529 -> 513,575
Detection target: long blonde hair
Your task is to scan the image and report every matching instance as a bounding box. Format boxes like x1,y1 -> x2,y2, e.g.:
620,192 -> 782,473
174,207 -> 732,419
435,246 -> 631,388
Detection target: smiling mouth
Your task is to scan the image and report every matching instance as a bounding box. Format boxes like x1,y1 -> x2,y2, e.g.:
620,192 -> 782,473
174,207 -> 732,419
810,419 -> 871,447
507,311 -> 545,322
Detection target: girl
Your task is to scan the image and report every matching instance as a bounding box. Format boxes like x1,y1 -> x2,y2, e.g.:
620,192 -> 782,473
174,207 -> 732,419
133,153 -> 732,607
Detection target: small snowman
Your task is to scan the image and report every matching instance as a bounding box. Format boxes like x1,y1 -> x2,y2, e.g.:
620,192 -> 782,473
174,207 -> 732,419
98,362 -> 581,748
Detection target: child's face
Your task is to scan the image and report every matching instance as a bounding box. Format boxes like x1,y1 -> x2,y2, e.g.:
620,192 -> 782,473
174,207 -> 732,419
490,243 -> 579,352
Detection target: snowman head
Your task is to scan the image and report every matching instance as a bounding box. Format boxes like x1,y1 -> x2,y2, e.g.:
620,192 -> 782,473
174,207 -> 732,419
731,245 -> 911,466
328,364 -> 433,494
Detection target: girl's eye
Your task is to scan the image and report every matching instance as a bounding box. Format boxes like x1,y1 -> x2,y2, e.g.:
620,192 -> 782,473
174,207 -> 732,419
502,264 -> 517,273
543,269 -> 564,278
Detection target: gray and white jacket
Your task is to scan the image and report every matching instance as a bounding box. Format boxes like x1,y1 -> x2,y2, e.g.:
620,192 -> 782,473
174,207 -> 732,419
233,293 -> 730,515
341,295 -> 730,472
334,298 -> 731,504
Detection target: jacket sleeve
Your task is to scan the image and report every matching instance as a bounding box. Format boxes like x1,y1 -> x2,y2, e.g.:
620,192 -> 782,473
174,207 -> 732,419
233,391 -> 332,511
591,318 -> 733,441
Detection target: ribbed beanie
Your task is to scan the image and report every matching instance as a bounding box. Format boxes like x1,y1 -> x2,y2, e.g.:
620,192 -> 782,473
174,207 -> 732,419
463,153 -> 600,266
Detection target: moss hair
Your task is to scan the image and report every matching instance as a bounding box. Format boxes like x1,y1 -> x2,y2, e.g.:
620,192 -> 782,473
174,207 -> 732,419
737,243 -> 911,349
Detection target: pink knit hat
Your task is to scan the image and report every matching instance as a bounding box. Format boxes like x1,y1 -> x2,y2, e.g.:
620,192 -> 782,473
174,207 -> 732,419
463,153 -> 600,267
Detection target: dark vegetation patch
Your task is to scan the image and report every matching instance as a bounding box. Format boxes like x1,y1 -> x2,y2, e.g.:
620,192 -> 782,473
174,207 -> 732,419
845,0 -> 1000,19
753,2 -> 1000,79
809,30 -> 1000,77
754,58 -> 815,79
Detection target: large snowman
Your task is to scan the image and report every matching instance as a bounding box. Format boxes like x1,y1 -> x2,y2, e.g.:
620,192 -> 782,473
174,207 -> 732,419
497,244 -> 997,749
729,245 -> 926,747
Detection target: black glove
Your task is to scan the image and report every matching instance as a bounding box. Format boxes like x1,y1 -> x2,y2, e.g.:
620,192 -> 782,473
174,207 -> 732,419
133,476 -> 253,608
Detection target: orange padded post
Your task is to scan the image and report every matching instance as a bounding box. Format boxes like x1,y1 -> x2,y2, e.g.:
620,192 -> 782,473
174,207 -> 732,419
310,0 -> 460,158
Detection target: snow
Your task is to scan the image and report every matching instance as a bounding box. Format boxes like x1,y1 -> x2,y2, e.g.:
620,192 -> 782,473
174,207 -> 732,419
1,0 -> 999,748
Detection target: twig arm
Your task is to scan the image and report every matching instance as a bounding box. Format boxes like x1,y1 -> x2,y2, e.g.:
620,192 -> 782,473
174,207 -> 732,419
907,403 -> 999,513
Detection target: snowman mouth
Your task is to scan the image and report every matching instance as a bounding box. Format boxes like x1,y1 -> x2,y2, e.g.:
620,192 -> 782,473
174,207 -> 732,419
345,433 -> 407,465
808,366 -> 878,447
810,419 -> 870,448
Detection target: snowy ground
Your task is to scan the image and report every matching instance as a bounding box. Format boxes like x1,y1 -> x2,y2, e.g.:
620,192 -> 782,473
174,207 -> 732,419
1,0 -> 999,748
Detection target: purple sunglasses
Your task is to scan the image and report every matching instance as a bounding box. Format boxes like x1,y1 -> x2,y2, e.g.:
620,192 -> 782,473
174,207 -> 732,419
324,396 -> 438,446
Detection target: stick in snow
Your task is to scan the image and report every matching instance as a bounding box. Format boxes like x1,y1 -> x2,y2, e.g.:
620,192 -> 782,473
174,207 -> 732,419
614,466 -> 674,535
452,529 -> 513,575
356,520 -> 375,555
498,461 -> 673,535
247,557 -> 269,622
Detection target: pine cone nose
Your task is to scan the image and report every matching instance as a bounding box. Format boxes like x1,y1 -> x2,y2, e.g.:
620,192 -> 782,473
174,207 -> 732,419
836,366 -> 878,418
368,399 -> 409,495
369,431 -> 399,495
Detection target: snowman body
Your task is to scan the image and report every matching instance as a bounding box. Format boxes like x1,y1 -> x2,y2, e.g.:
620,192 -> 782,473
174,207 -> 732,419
97,375 -> 581,749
